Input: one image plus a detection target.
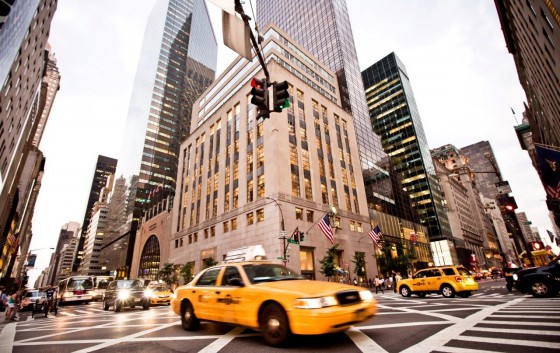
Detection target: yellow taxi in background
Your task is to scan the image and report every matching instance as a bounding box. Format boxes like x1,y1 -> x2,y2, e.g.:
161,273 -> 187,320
397,265 -> 478,298
148,285 -> 173,305
171,245 -> 377,346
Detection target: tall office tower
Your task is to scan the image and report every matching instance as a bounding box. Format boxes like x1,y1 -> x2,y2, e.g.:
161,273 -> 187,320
256,1 -> 401,216
0,0 -> 58,283
165,25 -> 381,280
108,0 -> 217,278
48,222 -> 80,285
362,53 -> 452,251
459,141 -> 503,200
72,155 -> 117,272
78,175 -> 114,276
495,1 -> 560,229
495,0 -> 560,147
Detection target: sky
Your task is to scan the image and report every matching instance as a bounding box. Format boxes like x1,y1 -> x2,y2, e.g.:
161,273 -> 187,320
28,0 -> 559,277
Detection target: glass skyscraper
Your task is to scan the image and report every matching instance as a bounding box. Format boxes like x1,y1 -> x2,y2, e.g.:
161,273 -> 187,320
362,53 -> 452,241
106,0 -> 217,277
256,1 -> 400,214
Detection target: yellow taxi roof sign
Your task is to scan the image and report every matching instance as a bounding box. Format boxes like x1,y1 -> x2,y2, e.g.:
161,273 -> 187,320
224,245 -> 267,263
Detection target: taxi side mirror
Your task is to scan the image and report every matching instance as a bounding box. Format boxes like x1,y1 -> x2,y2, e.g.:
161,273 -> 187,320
228,278 -> 244,287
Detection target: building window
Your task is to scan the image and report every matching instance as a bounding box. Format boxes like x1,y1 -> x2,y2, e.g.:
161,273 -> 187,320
188,234 -> 193,244
257,208 -> 265,222
333,216 -> 341,228
295,208 -> 303,220
257,175 -> 265,198
247,212 -> 254,225
306,210 -> 314,222
247,180 -> 254,202
231,218 -> 237,231
357,222 -> 363,233
223,221 -> 229,233
204,229 -> 209,239
349,221 -> 355,231
210,226 -> 215,237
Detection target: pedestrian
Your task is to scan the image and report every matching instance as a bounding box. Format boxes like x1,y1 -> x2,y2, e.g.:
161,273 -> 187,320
353,277 -> 358,286
375,275 -> 384,294
387,276 -> 393,289
392,271 -> 397,293
5,292 -> 14,321
8,289 -> 22,321
0,286 -> 5,313
368,278 -> 373,289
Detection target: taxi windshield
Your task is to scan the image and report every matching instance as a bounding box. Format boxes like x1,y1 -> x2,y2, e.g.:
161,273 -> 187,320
242,264 -> 303,284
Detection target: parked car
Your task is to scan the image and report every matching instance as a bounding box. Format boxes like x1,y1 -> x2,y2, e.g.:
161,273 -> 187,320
397,266 -> 479,298
479,270 -> 491,279
22,289 -> 43,310
102,279 -> 151,312
171,245 -> 377,346
513,256 -> 560,297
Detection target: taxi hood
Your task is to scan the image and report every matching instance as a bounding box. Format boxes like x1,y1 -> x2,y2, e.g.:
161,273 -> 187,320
255,279 -> 364,296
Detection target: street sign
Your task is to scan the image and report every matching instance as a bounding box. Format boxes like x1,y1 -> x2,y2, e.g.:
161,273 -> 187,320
277,257 -> 284,260
495,180 -> 512,194
287,239 -> 299,244
524,221 -> 532,225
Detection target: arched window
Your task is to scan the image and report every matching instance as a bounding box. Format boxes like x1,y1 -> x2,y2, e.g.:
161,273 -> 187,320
138,234 -> 160,280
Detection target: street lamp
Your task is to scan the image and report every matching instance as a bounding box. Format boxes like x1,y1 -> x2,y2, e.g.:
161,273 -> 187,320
265,196 -> 288,264
18,247 -> 54,289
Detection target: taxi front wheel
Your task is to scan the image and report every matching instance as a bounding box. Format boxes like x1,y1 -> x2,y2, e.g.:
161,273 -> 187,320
399,286 -> 411,297
181,301 -> 199,331
260,303 -> 291,346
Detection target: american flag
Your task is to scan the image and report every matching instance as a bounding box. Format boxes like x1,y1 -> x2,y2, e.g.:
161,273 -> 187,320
368,226 -> 382,247
317,214 -> 334,243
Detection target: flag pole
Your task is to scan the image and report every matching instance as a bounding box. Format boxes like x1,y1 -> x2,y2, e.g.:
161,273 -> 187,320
303,206 -> 337,235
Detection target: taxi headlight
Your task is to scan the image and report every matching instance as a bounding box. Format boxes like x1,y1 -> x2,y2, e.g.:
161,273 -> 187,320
144,289 -> 153,298
118,290 -> 131,300
293,296 -> 337,309
359,290 -> 374,301
512,274 -> 518,281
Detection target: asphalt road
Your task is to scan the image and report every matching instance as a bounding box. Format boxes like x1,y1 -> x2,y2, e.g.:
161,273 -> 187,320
1,278 -> 559,353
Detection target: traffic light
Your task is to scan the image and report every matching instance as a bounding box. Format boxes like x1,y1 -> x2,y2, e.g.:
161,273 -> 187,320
250,78 -> 269,119
504,196 -> 518,212
530,241 -> 544,251
272,80 -> 290,112
299,231 -> 305,242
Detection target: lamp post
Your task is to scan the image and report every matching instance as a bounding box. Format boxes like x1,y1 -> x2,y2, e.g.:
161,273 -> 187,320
266,197 -> 287,264
18,247 -> 54,289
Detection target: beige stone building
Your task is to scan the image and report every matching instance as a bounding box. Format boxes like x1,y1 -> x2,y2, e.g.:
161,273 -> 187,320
163,26 -> 376,281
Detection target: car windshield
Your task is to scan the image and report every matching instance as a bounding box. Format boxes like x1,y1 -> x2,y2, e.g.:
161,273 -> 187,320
97,279 -> 111,290
242,263 -> 303,284
25,291 -> 39,298
151,286 -> 167,292
116,280 -> 144,289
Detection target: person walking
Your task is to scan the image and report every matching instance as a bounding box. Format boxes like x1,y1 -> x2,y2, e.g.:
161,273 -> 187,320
375,275 -> 384,294
8,289 -> 22,321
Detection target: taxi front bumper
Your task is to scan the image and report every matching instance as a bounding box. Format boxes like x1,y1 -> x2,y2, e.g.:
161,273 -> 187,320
288,300 -> 377,335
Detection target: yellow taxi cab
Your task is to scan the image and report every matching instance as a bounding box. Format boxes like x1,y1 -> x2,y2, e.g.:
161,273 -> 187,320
148,284 -> 173,305
397,265 -> 478,298
171,245 -> 377,346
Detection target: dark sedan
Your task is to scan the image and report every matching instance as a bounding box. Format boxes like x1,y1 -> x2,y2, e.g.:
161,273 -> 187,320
513,256 -> 560,297
102,279 -> 151,312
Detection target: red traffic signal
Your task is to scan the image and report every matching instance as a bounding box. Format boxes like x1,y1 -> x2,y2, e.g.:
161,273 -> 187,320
250,78 -> 269,119
500,195 -> 518,213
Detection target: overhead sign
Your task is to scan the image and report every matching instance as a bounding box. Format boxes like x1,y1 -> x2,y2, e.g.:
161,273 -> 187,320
222,10 -> 252,60
495,181 -> 512,194
26,254 -> 37,268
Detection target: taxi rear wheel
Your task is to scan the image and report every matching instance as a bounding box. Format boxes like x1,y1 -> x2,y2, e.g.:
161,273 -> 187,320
181,301 -> 199,331
114,300 -> 122,312
260,303 -> 290,346
400,285 -> 411,297
103,300 -> 109,311
441,285 -> 455,298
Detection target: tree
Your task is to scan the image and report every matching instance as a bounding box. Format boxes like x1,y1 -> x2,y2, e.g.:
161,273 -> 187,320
352,252 -> 366,282
179,263 -> 193,284
319,244 -> 339,281
375,240 -> 414,278
203,257 -> 218,269
157,263 -> 177,287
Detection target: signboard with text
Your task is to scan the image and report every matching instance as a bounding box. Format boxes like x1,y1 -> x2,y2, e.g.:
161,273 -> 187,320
495,181 -> 512,194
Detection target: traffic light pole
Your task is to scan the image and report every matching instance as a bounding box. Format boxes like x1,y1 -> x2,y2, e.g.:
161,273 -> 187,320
234,0 -> 270,83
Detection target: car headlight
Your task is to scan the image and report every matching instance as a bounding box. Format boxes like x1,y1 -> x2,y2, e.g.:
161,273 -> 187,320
293,296 -> 338,309
118,290 -> 131,300
512,274 -> 518,281
144,289 -> 153,298
359,290 -> 373,301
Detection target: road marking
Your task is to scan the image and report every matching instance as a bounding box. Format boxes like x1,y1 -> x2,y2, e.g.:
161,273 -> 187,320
399,297 -> 525,353
480,320 -> 560,327
346,327 -> 388,353
454,335 -> 560,349
197,327 -> 245,353
0,322 -> 17,353
356,320 -> 450,331
468,326 -> 560,336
